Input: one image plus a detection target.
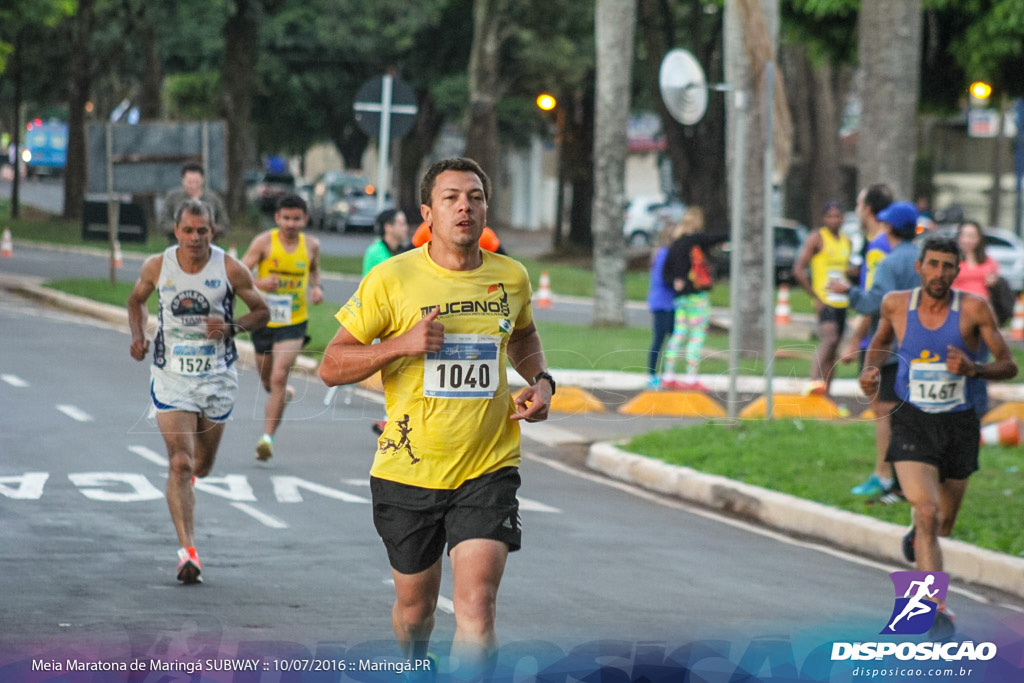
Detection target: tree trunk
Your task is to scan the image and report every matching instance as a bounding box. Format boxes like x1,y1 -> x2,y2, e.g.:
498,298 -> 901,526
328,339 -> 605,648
783,45 -> 848,226
565,77 -> 595,248
726,0 -> 783,355
397,93 -> 444,219
11,30 -> 23,220
857,0 -> 922,199
63,0 -> 94,222
592,0 -> 636,326
464,0 -> 508,197
221,0 -> 259,223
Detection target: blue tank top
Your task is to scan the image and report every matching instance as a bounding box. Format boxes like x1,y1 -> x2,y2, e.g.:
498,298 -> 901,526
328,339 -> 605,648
895,288 -> 975,412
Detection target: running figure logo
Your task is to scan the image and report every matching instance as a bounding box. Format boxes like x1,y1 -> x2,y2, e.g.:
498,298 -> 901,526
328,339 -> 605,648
881,571 -> 949,635
380,414 -> 419,464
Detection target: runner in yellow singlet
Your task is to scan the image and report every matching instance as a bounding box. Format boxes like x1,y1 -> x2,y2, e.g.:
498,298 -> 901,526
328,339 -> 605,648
241,193 -> 323,461
794,200 -> 852,396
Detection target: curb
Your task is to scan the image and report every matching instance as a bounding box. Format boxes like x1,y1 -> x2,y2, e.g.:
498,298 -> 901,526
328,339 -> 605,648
586,441 -> 1024,599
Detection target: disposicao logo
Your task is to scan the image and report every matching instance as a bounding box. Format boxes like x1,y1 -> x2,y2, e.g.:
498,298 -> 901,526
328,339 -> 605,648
882,571 -> 948,635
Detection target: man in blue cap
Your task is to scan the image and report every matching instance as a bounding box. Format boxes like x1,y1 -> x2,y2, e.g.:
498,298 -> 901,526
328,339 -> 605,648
830,201 -> 921,501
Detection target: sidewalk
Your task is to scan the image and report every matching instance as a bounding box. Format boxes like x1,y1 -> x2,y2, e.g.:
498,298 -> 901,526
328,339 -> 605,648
4,270 -> 1024,601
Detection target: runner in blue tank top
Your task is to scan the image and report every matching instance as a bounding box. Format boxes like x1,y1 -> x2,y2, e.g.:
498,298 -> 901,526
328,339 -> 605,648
860,235 -> 1017,640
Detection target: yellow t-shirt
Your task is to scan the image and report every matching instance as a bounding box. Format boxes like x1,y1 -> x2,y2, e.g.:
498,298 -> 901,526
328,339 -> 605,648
336,245 -> 534,489
810,228 -> 852,308
257,230 -> 311,326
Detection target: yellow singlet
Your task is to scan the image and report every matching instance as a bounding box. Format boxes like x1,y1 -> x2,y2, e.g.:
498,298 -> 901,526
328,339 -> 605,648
257,230 -> 310,327
810,228 -> 852,308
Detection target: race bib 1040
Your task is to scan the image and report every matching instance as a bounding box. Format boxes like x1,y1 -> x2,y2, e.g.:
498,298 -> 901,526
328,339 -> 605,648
423,334 -> 500,399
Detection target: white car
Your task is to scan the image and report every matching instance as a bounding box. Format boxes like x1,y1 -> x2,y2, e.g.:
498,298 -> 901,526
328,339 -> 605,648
622,195 -> 686,247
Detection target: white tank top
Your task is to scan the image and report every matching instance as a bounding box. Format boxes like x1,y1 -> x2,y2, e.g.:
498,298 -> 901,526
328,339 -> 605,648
153,246 -> 238,374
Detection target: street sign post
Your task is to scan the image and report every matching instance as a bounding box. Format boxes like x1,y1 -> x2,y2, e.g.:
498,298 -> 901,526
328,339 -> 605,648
354,74 -> 418,213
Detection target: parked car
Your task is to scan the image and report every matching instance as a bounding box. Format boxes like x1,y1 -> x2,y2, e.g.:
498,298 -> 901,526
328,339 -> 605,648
309,172 -> 395,232
247,171 -> 296,212
708,219 -> 809,285
622,195 -> 686,247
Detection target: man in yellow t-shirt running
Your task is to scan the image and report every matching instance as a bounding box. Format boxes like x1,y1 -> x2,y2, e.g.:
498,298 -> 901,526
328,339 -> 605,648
320,158 -> 553,679
242,193 -> 323,461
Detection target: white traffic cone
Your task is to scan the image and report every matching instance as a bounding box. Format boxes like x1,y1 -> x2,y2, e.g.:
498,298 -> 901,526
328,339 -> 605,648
536,271 -> 553,309
774,284 -> 792,325
113,240 -> 123,268
980,418 -> 1021,447
228,245 -> 238,259
1011,297 -> 1024,341
1,228 -> 12,258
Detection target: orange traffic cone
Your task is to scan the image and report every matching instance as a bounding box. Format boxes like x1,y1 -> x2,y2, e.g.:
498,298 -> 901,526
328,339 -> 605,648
774,284 -> 791,325
980,417 -> 1021,447
536,271 -> 553,308
1012,296 -> 1024,341
113,240 -> 123,268
1,228 -> 12,258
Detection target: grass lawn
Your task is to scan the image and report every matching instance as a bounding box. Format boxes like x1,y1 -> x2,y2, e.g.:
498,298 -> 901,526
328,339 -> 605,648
624,419 -> 1024,558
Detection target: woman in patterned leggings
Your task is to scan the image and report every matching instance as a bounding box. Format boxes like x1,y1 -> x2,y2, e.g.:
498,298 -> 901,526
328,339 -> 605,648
659,207 -> 729,392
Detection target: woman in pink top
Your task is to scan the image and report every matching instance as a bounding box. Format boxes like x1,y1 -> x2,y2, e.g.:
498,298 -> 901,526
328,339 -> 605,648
953,220 -> 999,299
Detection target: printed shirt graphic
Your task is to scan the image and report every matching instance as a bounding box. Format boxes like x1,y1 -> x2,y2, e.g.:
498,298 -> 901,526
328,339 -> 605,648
153,246 -> 237,374
881,571 -> 949,635
336,246 -> 533,489
895,289 -> 974,412
810,228 -> 852,308
257,230 -> 311,327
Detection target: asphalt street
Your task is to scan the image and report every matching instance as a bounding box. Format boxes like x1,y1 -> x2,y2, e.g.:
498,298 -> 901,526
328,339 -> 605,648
3,289 -> 1024,682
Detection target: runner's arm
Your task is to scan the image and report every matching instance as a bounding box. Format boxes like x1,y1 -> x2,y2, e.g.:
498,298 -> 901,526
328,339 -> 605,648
960,297 -> 1018,381
507,321 -> 552,422
307,236 -> 324,304
319,308 -> 445,387
220,256 -> 270,338
126,255 -> 161,361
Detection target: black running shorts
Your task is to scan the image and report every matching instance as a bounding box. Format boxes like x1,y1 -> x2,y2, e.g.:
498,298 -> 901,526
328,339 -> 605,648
251,321 -> 309,355
370,467 -> 522,575
887,403 -> 980,481
818,305 -> 848,337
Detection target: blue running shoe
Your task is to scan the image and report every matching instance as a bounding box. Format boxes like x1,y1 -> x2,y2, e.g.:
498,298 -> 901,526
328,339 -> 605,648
851,474 -> 885,496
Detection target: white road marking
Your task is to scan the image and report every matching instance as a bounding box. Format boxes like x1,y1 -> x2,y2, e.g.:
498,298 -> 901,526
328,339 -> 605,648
385,579 -> 454,615
128,445 -> 168,467
518,497 -> 561,513
230,502 -> 289,529
56,404 -> 93,422
341,478 -> 371,487
1,374 -> 28,387
520,422 -> 589,445
521,451 -> 1009,609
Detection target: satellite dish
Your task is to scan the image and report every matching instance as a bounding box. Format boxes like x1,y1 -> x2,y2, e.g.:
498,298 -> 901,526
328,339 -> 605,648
659,49 -> 708,125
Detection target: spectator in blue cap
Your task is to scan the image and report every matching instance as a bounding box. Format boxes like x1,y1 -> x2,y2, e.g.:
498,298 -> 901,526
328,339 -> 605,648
830,200 -> 920,501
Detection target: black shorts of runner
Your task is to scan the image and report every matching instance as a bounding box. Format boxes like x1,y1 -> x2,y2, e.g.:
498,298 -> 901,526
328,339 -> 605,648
857,350 -> 900,404
818,305 -> 848,337
370,467 -> 522,575
251,321 -> 309,355
886,403 -> 979,481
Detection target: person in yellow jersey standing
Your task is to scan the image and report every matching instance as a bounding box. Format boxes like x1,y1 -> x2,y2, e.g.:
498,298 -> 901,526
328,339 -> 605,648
794,200 -> 852,396
320,157 -> 554,680
242,193 -> 323,461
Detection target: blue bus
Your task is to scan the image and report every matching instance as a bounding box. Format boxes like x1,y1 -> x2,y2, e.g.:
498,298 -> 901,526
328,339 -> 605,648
22,120 -> 68,176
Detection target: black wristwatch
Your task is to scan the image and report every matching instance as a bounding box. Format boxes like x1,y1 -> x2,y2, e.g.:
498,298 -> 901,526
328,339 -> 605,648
533,371 -> 556,395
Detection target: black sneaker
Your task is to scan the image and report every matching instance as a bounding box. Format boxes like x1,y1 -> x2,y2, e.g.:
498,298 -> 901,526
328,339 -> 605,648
902,526 -> 916,563
928,604 -> 956,641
